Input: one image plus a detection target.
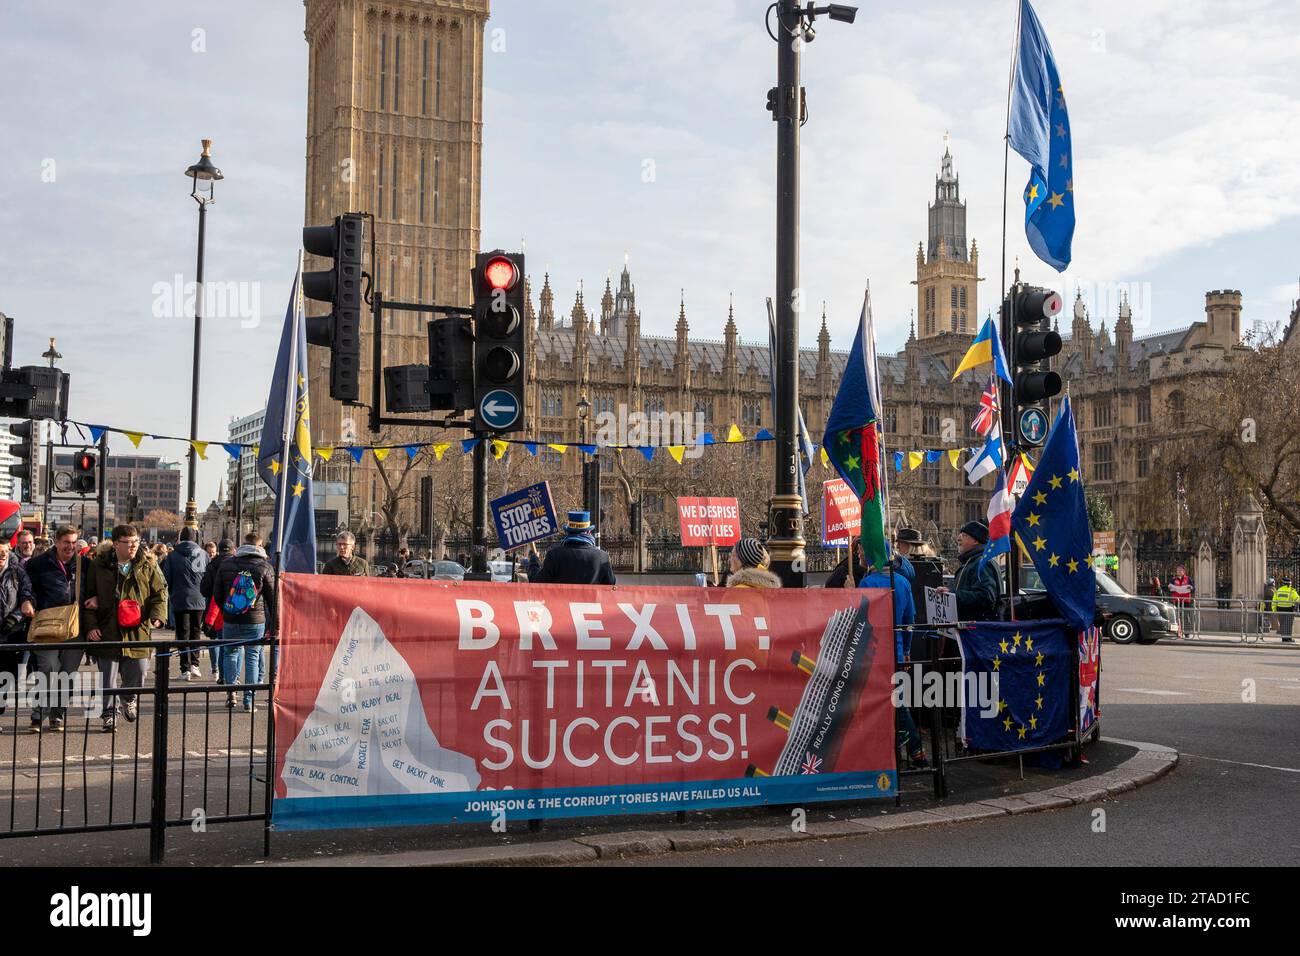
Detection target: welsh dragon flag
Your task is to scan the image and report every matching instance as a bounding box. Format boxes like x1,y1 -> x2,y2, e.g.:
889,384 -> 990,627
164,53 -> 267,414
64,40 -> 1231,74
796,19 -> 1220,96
822,286 -> 889,569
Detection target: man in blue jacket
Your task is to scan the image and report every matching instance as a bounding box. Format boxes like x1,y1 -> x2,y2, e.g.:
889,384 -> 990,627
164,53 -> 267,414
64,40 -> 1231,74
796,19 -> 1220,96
860,561 -> 928,768
162,528 -> 208,681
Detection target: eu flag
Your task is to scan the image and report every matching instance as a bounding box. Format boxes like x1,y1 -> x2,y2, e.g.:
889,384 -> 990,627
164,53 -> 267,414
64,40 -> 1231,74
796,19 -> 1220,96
1011,397 -> 1094,632
958,621 -> 1071,751
258,269 -> 317,574
1008,0 -> 1074,272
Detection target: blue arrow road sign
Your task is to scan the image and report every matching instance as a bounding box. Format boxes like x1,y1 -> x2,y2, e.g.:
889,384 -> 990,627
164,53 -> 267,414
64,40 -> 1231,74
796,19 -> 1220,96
479,389 -> 520,430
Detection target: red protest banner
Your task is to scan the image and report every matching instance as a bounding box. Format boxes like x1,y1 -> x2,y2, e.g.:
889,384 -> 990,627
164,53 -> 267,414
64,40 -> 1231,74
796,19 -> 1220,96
676,496 -> 742,547
273,576 -> 897,830
821,478 -> 862,546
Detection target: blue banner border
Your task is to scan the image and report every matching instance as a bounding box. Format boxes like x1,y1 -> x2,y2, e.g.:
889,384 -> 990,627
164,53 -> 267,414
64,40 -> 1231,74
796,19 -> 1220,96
272,770 -> 897,832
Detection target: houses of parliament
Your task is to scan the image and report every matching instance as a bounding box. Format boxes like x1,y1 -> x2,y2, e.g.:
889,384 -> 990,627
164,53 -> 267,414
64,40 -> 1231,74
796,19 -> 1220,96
297,0 -> 1292,544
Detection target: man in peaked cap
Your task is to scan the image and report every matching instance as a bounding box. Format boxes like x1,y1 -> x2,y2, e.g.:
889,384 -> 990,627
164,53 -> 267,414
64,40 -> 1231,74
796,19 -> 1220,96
532,511 -> 616,586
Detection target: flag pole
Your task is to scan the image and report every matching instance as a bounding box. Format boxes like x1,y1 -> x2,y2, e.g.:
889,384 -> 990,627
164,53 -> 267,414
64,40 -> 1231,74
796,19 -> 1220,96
273,254 -> 304,564
1000,0 -> 1024,307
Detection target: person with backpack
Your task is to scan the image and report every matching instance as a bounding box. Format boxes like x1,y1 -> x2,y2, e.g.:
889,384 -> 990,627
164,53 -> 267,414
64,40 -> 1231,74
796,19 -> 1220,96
199,539 -> 235,681
84,525 -> 168,733
161,528 -> 208,681
213,532 -> 277,712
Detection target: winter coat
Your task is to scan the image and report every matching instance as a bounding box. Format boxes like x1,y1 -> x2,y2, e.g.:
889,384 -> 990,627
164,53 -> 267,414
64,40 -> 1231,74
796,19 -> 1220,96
954,546 -> 1000,621
859,569 -> 916,661
24,549 -> 79,613
1273,585 -> 1299,612
161,540 -> 209,612
0,553 -> 34,640
728,567 -> 782,590
322,554 -> 370,577
533,537 -> 616,586
84,542 -> 169,660
212,545 -> 279,633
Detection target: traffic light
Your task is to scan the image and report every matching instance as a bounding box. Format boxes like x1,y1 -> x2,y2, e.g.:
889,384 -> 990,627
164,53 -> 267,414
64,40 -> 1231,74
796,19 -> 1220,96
1010,285 -> 1064,446
73,450 -> 97,494
471,251 -> 527,435
7,420 -> 37,502
303,213 -> 365,405
427,316 -> 475,412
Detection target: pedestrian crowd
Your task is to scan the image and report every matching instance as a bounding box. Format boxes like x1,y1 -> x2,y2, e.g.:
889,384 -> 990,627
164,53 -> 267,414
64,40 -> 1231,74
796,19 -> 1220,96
0,523 -> 274,734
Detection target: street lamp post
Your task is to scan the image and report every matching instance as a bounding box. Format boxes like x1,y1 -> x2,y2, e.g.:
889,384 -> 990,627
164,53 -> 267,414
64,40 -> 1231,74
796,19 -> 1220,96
765,2 -> 857,588
577,395 -> 594,521
183,139 -> 224,529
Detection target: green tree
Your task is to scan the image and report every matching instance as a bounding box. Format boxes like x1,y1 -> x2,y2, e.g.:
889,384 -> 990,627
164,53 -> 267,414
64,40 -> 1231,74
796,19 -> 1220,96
1086,492 -> 1114,532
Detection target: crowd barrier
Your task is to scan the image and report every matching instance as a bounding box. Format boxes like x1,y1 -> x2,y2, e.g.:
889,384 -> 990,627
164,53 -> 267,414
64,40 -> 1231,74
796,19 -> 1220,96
1163,598 -> 1298,644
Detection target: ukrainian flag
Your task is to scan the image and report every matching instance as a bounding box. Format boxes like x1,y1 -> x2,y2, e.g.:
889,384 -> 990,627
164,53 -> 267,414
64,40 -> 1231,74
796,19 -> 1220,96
951,316 -> 1012,383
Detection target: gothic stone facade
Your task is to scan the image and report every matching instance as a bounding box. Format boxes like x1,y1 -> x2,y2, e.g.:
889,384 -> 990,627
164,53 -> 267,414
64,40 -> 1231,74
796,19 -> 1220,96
300,0 -> 1272,542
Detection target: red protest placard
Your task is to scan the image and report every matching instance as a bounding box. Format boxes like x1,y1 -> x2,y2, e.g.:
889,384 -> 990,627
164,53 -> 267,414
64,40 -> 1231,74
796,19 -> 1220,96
676,497 -> 742,547
272,575 -> 897,830
821,478 -> 862,546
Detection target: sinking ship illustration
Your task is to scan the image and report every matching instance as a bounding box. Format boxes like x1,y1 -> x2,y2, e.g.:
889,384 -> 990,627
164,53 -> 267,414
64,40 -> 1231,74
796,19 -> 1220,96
281,607 -> 480,798
747,598 -> 879,778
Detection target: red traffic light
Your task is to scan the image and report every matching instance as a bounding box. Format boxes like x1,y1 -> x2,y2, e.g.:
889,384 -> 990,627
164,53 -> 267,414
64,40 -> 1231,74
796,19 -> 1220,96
75,453 -> 95,472
483,256 -> 519,292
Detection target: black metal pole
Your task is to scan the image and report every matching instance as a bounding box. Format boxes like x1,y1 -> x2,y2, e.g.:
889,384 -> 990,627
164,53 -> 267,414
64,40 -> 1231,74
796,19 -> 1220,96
234,460 -> 244,539
471,439 -> 488,574
97,433 -> 108,536
768,3 -> 806,588
148,659 -> 171,864
185,201 -> 207,529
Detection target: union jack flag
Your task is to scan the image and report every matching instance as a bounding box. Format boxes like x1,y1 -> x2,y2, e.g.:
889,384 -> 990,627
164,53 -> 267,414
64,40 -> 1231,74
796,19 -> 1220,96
800,752 -> 822,775
972,375 -> 1000,437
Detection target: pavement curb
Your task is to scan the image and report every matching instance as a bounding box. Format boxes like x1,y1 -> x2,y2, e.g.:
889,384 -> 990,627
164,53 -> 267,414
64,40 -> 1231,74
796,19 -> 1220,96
266,741 -> 1177,868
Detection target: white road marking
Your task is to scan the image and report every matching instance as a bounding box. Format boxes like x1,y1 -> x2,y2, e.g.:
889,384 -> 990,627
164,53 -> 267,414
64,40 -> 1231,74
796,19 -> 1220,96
1112,688 -> 1189,696
1183,754 -> 1300,774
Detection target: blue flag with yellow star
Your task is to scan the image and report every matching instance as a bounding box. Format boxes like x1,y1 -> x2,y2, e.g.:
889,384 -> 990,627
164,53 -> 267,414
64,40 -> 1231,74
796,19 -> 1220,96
958,621 -> 1071,751
257,269 -> 317,574
1012,397 -> 1094,632
1008,0 -> 1074,272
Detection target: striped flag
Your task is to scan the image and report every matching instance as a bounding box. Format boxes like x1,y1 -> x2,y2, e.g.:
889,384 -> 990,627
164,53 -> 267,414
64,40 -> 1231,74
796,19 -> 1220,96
978,470 -> 1013,572
965,417 -> 1004,484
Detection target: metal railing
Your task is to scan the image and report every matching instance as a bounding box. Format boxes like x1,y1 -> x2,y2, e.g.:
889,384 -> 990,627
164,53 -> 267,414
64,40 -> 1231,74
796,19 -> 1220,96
1162,597 -> 1299,644
1,636 -> 274,863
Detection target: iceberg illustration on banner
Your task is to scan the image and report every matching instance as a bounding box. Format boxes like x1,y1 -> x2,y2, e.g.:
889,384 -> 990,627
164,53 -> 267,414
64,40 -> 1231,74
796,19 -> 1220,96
281,607 -> 480,798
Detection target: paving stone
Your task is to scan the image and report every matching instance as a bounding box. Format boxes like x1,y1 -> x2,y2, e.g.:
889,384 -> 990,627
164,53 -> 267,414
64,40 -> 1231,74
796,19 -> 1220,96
850,810 -> 945,832
667,829 -> 744,853
286,840 -> 600,867
572,830 -> 673,859
1042,783 -> 1111,805
976,792 -> 1072,815
919,802 -> 1013,823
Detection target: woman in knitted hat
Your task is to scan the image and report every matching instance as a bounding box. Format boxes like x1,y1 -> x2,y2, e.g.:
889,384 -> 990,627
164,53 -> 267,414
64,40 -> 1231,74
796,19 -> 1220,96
727,538 -> 782,589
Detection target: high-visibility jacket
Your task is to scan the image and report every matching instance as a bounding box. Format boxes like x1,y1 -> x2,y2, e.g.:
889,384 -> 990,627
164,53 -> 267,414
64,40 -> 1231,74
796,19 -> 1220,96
1272,586 -> 1299,612
1169,575 -> 1193,604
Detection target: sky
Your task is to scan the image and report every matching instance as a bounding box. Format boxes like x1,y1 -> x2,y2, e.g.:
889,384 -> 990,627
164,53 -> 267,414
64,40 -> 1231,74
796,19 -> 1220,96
1,0 -> 1297,507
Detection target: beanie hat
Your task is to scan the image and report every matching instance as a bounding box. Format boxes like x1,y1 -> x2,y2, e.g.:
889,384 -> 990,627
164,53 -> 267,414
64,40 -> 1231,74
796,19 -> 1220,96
733,538 -> 770,570
959,521 -> 989,545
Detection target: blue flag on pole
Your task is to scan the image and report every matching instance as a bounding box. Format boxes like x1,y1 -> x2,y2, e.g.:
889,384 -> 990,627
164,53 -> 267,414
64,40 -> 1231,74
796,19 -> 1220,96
958,621 -> 1071,751
1011,397 -> 1094,632
1008,0 -> 1074,272
257,270 -> 317,574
